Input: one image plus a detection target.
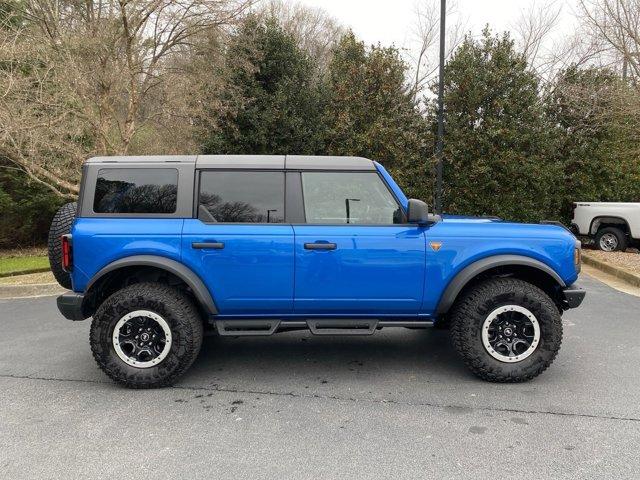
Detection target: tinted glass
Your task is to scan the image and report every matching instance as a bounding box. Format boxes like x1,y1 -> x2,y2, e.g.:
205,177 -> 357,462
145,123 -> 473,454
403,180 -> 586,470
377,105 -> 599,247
302,172 -> 402,224
198,171 -> 285,223
94,168 -> 178,214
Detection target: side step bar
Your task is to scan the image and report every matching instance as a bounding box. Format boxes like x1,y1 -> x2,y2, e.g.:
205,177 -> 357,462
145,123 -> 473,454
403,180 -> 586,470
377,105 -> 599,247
216,319 -> 281,336
307,319 -> 378,336
214,319 -> 434,336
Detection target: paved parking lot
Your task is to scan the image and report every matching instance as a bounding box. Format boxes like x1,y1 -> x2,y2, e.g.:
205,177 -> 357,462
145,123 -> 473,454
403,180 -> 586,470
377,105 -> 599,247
1,274 -> 639,479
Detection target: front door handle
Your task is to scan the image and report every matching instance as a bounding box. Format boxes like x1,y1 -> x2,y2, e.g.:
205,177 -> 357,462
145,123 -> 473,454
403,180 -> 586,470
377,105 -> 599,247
304,242 -> 337,250
192,242 -> 225,250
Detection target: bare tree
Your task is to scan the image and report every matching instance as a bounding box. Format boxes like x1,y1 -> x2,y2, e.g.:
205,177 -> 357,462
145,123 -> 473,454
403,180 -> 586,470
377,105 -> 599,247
409,0 -> 465,103
578,0 -> 640,86
0,0 -> 253,197
263,0 -> 345,72
514,0 -> 562,73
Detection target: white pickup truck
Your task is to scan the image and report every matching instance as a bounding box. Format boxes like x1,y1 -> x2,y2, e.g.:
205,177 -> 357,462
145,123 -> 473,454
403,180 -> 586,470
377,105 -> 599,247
571,202 -> 640,251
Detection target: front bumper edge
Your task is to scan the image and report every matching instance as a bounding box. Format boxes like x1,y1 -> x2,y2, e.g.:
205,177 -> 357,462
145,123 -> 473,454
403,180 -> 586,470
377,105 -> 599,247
561,284 -> 586,309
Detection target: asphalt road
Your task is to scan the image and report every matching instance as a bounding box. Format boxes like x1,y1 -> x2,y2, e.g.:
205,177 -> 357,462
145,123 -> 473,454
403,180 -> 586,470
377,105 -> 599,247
1,274 -> 639,479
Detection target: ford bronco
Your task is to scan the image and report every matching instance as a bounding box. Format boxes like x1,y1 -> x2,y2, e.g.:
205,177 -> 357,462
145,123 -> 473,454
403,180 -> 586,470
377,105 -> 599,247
49,155 -> 585,388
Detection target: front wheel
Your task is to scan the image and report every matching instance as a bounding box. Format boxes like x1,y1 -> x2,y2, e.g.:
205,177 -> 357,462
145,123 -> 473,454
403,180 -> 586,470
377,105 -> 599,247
90,283 -> 203,388
450,278 -> 562,382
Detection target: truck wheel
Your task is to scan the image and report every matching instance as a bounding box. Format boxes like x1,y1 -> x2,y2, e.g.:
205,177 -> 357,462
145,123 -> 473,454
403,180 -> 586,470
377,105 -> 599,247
450,278 -> 562,383
595,227 -> 627,252
90,283 -> 203,389
47,202 -> 77,289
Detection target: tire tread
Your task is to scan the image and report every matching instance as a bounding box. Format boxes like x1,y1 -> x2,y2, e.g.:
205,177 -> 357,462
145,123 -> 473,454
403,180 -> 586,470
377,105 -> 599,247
450,277 -> 563,383
47,202 -> 77,289
90,282 -> 204,389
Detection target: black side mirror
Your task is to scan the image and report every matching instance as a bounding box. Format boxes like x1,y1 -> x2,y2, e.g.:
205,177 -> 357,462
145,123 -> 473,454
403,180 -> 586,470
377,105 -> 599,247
407,199 -> 429,224
407,199 -> 441,225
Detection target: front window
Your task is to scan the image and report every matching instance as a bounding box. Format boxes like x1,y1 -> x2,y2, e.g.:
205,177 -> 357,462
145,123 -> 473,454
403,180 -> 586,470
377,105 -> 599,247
198,171 -> 285,223
301,172 -> 403,224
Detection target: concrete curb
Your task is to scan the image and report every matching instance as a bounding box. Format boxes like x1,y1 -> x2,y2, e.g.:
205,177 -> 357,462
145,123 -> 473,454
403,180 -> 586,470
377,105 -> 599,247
582,252 -> 640,288
0,283 -> 65,299
0,267 -> 51,279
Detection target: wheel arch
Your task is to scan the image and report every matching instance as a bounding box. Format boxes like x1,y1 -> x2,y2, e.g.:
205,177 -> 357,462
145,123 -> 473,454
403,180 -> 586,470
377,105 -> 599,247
83,255 -> 217,317
589,216 -> 630,236
436,255 -> 566,315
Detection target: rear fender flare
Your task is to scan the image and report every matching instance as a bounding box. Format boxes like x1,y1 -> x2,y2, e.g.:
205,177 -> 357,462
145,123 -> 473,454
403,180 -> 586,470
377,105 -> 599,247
85,255 -> 218,315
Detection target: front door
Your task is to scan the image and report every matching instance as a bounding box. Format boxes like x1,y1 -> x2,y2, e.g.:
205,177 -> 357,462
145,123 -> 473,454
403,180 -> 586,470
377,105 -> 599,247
293,171 -> 426,315
182,170 -> 294,315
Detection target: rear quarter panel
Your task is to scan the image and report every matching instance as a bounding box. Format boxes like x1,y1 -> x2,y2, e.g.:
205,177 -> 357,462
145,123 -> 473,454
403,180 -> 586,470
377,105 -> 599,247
70,218 -> 184,292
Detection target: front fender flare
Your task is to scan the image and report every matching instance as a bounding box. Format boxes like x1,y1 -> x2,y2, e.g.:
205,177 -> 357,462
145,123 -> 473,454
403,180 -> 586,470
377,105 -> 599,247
435,254 -> 565,315
86,255 -> 218,315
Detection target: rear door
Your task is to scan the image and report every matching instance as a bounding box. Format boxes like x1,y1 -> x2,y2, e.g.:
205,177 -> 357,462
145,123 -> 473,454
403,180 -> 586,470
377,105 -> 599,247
292,171 -> 426,315
182,169 -> 294,315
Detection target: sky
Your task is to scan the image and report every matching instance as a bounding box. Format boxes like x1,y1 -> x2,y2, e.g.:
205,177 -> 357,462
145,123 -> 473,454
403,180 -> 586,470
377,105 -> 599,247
293,0 -> 579,51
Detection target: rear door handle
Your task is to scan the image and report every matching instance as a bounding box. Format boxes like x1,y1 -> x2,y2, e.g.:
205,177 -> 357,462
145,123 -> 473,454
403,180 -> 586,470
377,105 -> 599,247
192,242 -> 225,250
304,242 -> 337,250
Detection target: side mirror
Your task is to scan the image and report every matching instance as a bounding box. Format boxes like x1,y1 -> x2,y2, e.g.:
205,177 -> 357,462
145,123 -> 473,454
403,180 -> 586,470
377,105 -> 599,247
407,199 -> 441,225
407,199 -> 429,224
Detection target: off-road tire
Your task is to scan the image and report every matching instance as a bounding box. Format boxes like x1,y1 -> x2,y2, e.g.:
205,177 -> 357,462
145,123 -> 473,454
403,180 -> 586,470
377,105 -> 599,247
90,283 -> 204,389
47,202 -> 77,289
595,227 -> 627,252
450,278 -> 562,382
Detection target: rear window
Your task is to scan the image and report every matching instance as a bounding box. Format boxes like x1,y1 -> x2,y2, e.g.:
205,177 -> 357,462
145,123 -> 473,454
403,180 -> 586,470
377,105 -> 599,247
198,171 -> 285,223
93,168 -> 178,214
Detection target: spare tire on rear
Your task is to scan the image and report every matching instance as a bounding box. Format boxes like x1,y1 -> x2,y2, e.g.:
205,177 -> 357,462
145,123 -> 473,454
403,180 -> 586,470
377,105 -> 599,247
48,202 -> 77,289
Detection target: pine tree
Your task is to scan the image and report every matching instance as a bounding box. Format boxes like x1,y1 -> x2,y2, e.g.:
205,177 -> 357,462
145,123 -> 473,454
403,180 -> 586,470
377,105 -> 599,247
200,16 -> 327,155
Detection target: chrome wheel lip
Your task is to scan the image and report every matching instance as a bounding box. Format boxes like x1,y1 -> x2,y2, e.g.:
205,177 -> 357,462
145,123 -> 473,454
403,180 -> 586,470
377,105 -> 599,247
481,305 -> 540,363
599,233 -> 618,251
112,310 -> 172,369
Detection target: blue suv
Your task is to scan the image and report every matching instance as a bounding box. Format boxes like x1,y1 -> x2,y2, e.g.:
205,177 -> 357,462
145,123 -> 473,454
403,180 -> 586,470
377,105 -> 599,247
49,155 -> 585,388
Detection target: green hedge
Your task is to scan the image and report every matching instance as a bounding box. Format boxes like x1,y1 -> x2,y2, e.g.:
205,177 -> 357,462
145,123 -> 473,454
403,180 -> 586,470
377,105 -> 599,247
0,164 -> 65,249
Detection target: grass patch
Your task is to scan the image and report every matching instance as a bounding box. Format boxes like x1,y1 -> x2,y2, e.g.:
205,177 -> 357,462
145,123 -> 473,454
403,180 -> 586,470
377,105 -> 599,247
1,247 -> 47,258
0,255 -> 50,277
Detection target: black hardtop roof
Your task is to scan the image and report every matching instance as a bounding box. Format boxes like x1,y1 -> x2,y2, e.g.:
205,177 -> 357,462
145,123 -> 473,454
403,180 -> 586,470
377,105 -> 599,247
85,155 -> 376,171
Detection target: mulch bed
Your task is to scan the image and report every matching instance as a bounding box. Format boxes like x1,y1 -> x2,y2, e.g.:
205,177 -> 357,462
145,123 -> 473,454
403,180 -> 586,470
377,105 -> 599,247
583,248 -> 640,275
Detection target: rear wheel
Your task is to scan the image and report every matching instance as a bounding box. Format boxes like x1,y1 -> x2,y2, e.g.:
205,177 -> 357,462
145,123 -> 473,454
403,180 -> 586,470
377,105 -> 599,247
595,227 -> 627,252
450,278 -> 562,382
47,202 -> 77,289
90,283 -> 203,389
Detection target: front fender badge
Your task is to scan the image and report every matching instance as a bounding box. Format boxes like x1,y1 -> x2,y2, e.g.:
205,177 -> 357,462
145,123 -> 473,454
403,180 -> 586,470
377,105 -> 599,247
430,241 -> 442,252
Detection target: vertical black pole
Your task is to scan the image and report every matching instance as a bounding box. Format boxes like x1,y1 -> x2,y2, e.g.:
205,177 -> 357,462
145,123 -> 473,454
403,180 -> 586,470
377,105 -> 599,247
435,0 -> 446,214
